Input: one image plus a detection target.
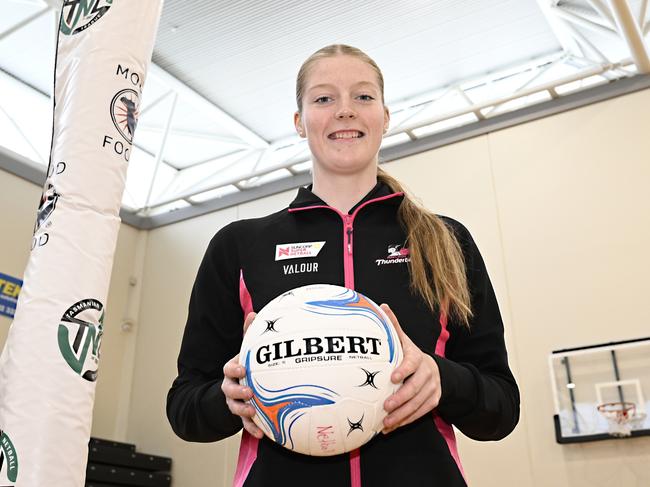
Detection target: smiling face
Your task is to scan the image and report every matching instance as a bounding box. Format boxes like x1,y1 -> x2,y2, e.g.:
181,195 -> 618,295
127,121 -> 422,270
294,54 -> 390,176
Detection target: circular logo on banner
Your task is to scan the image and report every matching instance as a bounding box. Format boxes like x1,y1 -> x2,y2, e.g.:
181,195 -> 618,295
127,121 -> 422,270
57,299 -> 105,382
0,429 -> 18,484
110,89 -> 140,144
60,0 -> 113,36
34,184 -> 60,234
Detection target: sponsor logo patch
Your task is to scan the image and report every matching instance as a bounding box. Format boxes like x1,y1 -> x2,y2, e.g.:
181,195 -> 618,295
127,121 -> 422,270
0,429 -> 18,484
0,273 -> 22,319
57,298 -> 105,382
376,244 -> 411,266
60,0 -> 113,36
102,64 -> 144,162
275,241 -> 325,261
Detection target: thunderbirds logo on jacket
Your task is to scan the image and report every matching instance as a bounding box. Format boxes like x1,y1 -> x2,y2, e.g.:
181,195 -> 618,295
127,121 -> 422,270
376,244 -> 410,266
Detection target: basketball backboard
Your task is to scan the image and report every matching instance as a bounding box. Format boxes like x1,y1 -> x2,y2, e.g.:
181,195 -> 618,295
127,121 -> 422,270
549,337 -> 650,443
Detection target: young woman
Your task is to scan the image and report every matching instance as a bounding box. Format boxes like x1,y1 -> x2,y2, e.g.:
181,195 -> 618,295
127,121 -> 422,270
167,44 -> 520,487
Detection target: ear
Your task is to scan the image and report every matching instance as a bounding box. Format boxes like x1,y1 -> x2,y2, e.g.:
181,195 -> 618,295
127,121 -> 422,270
383,106 -> 390,134
294,111 -> 305,137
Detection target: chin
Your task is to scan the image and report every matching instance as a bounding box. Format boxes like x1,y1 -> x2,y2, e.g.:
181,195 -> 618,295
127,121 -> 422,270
321,159 -> 376,175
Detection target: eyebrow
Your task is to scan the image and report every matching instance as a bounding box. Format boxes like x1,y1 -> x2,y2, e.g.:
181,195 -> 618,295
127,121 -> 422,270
307,81 -> 378,92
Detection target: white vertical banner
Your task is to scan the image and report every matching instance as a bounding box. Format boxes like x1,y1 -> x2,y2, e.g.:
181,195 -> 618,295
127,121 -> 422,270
0,1 -> 163,486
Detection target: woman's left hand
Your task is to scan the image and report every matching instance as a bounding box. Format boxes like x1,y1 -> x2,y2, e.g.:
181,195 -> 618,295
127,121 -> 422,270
380,303 -> 442,434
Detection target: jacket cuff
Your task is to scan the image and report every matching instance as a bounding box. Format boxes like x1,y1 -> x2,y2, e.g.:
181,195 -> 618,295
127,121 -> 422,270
200,380 -> 243,436
431,354 -> 479,419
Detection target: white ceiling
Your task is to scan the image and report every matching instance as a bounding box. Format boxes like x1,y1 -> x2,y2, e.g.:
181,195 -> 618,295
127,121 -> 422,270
0,0 -> 648,225
153,0 -> 561,141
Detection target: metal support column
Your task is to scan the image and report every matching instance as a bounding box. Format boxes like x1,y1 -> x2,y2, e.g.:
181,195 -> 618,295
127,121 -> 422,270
607,0 -> 650,73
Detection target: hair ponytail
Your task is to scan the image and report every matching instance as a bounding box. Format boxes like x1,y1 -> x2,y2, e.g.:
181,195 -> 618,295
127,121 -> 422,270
295,44 -> 472,325
377,168 -> 472,326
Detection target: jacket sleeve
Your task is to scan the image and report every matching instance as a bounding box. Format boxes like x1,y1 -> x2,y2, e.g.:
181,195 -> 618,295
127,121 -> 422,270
430,218 -> 520,441
166,222 -> 246,442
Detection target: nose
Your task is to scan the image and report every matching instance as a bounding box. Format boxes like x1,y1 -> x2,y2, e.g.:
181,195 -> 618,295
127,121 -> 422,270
336,100 -> 356,119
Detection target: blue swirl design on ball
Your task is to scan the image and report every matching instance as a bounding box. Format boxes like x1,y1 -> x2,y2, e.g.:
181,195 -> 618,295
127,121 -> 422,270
304,288 -> 397,364
244,352 -> 338,449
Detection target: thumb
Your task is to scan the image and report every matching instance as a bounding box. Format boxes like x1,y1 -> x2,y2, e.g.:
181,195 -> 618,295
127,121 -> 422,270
380,303 -> 404,337
243,312 -> 257,334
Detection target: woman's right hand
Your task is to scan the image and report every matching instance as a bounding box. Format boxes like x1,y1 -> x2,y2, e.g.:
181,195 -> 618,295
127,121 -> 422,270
221,312 -> 264,439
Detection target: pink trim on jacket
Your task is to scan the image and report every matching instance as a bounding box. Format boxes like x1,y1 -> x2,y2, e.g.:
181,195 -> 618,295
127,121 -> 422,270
234,270 -> 257,487
433,311 -> 467,482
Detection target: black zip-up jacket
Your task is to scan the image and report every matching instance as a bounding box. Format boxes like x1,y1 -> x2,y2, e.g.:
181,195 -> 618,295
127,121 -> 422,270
167,182 -> 520,487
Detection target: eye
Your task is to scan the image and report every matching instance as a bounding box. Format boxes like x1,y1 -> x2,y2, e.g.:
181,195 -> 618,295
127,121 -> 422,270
357,94 -> 375,101
314,96 -> 332,104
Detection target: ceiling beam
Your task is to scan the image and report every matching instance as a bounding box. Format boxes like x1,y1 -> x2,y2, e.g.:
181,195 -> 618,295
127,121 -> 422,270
124,73 -> 650,229
0,4 -> 49,41
40,0 -> 270,150
606,0 -> 650,73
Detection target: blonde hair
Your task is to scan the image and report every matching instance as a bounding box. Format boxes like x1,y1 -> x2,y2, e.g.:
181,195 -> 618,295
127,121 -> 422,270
296,45 -> 472,325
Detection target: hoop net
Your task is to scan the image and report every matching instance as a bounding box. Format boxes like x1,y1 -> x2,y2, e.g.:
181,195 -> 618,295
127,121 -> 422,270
597,402 -> 644,437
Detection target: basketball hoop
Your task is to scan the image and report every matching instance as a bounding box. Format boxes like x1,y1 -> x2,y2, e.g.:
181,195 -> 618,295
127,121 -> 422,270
597,402 -> 644,437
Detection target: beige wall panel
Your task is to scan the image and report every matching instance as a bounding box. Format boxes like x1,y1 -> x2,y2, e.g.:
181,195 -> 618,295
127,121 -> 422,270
125,189 -> 297,487
489,89 -> 650,487
126,190 -> 297,487
0,167 -> 141,440
91,223 -> 142,438
126,206 -> 238,481
384,138 -> 534,487
0,170 -> 39,346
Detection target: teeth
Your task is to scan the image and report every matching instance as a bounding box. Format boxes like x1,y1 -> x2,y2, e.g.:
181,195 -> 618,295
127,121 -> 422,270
330,131 -> 363,139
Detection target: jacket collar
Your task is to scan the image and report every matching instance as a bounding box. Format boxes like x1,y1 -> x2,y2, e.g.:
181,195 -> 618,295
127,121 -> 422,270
289,181 -> 404,214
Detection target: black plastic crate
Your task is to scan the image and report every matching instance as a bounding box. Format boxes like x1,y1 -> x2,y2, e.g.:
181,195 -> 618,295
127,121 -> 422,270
89,437 -> 136,452
86,463 -> 171,487
89,443 -> 171,472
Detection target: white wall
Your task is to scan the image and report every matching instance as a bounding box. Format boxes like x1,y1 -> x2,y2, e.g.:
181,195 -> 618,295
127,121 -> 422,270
126,194 -> 295,485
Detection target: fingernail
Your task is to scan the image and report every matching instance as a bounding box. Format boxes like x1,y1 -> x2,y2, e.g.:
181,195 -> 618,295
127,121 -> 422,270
386,400 -> 394,410
393,373 -> 402,382
384,416 -> 392,426
237,366 -> 244,375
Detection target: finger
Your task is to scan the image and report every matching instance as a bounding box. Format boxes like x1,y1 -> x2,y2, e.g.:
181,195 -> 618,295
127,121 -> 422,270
380,303 -> 402,335
384,362 -> 430,413
390,342 -> 421,384
223,359 -> 247,380
381,304 -> 418,383
225,395 -> 256,417
242,416 -> 264,439
243,311 -> 257,334
222,379 -> 253,401
383,380 -> 430,428
383,393 -> 439,434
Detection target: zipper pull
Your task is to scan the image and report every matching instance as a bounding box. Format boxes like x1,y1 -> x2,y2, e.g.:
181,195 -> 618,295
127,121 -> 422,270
347,226 -> 353,254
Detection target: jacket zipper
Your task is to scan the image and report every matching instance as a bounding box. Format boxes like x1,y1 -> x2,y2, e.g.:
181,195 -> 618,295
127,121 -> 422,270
288,191 -> 403,487
343,215 -> 354,289
288,192 -> 403,290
